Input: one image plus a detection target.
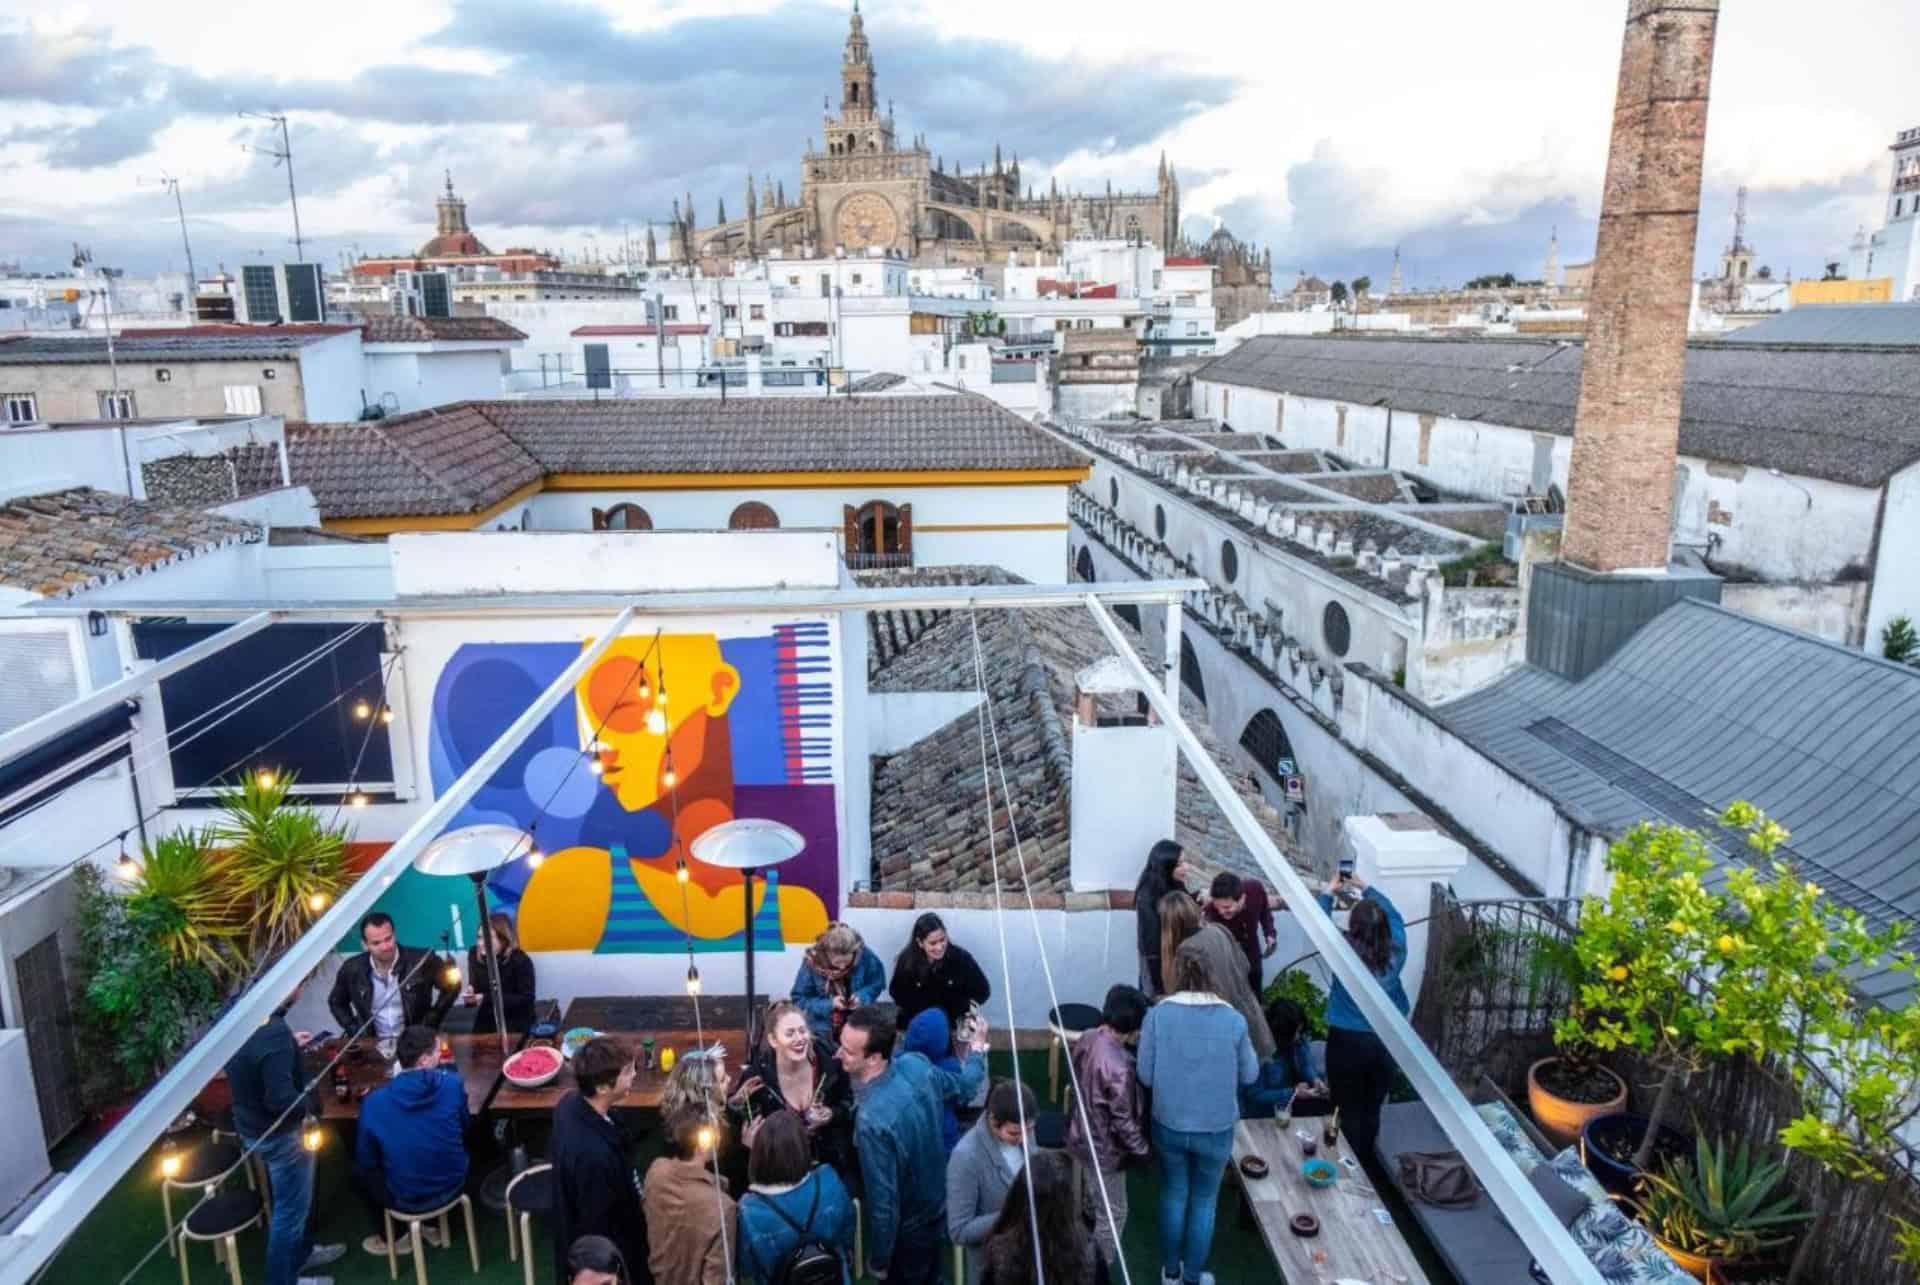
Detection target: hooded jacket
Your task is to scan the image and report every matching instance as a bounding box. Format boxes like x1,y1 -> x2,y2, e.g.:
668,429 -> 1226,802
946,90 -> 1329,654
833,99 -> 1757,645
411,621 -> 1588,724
353,1067 -> 469,1213
643,1155 -> 737,1285
1176,922 -> 1278,1061
1064,1025 -> 1149,1173
790,938 -> 886,1044
902,1008 -> 962,1152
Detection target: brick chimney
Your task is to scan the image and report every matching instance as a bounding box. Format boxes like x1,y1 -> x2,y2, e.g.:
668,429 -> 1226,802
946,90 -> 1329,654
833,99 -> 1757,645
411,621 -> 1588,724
1561,0 -> 1720,573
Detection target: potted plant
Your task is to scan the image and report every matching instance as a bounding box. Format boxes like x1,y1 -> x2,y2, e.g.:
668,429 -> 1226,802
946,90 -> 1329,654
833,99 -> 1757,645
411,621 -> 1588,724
213,769 -> 349,962
1524,929 -> 1627,1147
1633,1134 -> 1810,1281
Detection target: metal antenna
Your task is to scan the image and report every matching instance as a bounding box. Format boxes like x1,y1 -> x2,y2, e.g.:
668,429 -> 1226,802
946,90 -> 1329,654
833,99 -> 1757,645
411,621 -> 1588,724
240,111 -> 305,260
145,173 -> 198,317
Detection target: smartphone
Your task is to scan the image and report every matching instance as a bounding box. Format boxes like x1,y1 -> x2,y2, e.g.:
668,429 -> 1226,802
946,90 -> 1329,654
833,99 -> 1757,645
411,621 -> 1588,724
1338,855 -> 1355,878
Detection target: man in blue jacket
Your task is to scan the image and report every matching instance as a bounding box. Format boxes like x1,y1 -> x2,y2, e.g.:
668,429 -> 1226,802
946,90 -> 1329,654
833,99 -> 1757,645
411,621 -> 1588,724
837,1005 -> 988,1283
224,986 -> 345,1285
353,1024 -> 470,1257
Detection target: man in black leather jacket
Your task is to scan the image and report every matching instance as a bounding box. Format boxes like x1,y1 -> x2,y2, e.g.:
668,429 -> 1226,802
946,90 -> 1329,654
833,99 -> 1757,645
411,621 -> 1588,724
327,912 -> 458,1042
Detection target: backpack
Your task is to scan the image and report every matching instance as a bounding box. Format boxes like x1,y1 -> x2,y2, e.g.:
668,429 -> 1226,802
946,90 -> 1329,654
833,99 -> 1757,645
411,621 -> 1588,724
761,1177 -> 845,1285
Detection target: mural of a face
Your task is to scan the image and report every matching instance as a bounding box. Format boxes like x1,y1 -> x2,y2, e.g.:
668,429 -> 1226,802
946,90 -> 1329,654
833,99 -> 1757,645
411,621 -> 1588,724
579,635 -> 740,819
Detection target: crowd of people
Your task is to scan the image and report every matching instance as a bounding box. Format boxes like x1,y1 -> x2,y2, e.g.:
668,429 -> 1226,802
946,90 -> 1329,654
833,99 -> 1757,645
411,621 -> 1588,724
222,852 -> 1407,1285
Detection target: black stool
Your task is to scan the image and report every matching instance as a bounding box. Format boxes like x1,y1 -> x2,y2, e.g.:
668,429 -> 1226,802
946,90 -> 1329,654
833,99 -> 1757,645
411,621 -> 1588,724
503,1164 -> 554,1285
163,1139 -> 251,1259
178,1188 -> 265,1285
1046,1003 -> 1102,1102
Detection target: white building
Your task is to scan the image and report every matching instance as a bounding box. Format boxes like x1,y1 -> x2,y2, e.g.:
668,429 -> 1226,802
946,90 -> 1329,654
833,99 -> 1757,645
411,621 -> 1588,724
1845,124 -> 1920,301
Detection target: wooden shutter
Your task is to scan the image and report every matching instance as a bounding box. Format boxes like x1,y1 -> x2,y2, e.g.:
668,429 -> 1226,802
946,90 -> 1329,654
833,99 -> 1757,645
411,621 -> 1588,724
897,503 -> 913,556
843,504 -> 860,556
591,507 -> 608,531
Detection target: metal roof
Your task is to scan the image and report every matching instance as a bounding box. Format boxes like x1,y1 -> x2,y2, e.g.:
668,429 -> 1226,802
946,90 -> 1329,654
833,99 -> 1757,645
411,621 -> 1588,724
1719,302 -> 1920,347
0,334 -> 330,364
1196,334 -> 1920,487
1437,599 -> 1920,1007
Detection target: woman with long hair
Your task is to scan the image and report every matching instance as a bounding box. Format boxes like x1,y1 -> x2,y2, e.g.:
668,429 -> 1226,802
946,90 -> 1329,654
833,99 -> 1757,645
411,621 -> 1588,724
1170,897 -> 1277,1063
466,910 -> 536,1035
726,999 -> 857,1190
1134,839 -> 1192,995
790,921 -> 886,1044
976,1151 -> 1108,1285
1137,951 -> 1257,1285
1314,872 -> 1408,1169
888,912 -> 991,1030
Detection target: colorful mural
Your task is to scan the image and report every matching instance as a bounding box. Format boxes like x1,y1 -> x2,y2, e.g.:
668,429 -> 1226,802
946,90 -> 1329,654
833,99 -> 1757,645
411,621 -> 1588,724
426,621 -> 839,953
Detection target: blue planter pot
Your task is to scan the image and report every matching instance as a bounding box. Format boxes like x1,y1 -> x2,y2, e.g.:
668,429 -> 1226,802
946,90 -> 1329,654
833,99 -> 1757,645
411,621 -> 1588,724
1580,1111 -> 1692,1194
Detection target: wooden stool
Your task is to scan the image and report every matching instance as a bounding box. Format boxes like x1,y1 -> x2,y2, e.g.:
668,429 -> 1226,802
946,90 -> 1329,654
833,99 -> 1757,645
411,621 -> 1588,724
953,1242 -> 967,1283
1046,1003 -> 1101,1101
851,1197 -> 864,1278
177,1189 -> 264,1285
503,1165 -> 554,1285
162,1139 -> 249,1259
382,1192 -> 480,1285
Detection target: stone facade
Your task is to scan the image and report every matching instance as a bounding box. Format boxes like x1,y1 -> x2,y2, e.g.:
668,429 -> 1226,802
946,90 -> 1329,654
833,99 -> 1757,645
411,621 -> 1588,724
1561,0 -> 1720,572
677,8 -> 1181,268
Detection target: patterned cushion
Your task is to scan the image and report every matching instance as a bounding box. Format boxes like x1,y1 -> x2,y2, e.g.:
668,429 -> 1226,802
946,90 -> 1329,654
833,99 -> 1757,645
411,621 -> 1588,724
1474,1101 -> 1545,1170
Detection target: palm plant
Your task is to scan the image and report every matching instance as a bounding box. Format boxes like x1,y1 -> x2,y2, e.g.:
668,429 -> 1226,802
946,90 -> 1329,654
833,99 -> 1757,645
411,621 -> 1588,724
212,770 -> 350,963
1635,1134 -> 1810,1264
128,828 -> 244,979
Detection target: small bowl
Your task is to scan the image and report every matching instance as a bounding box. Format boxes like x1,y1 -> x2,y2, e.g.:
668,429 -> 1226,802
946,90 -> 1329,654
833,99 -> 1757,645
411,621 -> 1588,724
1301,1158 -> 1338,1188
1289,1213 -> 1321,1237
1238,1155 -> 1270,1180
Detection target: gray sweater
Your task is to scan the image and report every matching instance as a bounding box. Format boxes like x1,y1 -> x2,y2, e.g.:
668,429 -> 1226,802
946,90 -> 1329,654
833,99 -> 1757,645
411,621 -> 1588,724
947,1115 -> 1021,1283
1137,993 -> 1259,1135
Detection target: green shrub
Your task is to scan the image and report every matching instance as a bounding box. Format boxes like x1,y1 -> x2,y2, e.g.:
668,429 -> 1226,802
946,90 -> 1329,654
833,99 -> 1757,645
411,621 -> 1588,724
1261,968 -> 1328,1039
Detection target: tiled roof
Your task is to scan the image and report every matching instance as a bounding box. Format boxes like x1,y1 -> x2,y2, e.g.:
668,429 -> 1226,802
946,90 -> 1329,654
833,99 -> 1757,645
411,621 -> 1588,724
286,406 -> 544,519
570,324 -> 709,337
1196,334 -> 1920,488
1438,599 -> 1920,1008
141,443 -> 284,507
361,315 -> 527,344
0,487 -> 262,598
1720,302 -> 1920,347
0,334 -> 336,364
863,565 -> 1302,894
287,397 -> 1087,521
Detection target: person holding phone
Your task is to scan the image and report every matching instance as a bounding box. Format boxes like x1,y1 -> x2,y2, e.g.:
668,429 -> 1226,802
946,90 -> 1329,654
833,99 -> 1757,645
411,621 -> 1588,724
1313,872 -> 1408,1170
726,999 -> 857,1191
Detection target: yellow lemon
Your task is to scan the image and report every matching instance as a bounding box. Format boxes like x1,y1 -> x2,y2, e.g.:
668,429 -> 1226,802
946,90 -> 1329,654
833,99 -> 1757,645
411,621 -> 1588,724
1717,934 -> 1736,953
1667,919 -> 1690,935
1608,965 -> 1629,981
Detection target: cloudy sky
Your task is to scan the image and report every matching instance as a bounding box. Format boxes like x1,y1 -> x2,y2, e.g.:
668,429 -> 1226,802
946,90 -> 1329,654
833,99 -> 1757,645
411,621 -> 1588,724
3,0 -> 1915,288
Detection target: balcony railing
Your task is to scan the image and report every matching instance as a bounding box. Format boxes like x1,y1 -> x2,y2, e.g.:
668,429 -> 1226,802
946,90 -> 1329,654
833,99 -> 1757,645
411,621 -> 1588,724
846,551 -> 914,571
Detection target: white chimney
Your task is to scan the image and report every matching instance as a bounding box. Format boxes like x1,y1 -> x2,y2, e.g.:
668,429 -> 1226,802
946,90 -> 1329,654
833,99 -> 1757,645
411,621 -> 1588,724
1068,657 -> 1177,892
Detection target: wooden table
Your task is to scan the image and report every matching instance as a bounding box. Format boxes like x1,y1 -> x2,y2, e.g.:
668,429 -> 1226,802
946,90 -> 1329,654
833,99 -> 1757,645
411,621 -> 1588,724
489,995 -> 749,1115
312,1033 -> 508,1120
1232,1117 -> 1430,1285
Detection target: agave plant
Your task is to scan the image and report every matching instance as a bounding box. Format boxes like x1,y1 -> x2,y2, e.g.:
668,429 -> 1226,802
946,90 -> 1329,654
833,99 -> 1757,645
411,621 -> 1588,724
128,827 -> 244,978
1635,1133 -> 1811,1264
212,769 -> 350,963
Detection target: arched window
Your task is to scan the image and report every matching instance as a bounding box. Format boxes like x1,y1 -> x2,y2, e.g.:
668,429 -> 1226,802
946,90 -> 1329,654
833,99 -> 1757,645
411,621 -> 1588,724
844,500 -> 913,569
1075,547 -> 1095,583
1239,709 -> 1295,783
1114,603 -> 1142,631
1180,635 -> 1206,706
592,502 -> 652,531
729,501 -> 780,530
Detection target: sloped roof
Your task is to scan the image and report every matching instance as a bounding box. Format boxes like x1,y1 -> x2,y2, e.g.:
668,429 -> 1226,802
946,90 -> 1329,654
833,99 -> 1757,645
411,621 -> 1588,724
1719,302 -> 1920,347
1437,599 -> 1920,1007
864,565 -> 1303,894
361,315 -> 526,344
286,396 -> 1087,520
286,405 -> 543,519
1196,334 -> 1920,486
0,487 -> 262,598
0,334 -> 337,364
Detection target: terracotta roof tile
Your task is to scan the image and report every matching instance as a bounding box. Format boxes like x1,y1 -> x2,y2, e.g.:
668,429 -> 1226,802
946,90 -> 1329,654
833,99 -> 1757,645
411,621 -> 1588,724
360,316 -> 527,344
0,488 -> 262,598
286,405 -> 544,519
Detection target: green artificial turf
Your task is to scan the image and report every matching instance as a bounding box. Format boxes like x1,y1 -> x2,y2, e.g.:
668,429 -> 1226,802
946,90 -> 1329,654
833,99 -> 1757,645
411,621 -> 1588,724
42,1048 -> 1441,1284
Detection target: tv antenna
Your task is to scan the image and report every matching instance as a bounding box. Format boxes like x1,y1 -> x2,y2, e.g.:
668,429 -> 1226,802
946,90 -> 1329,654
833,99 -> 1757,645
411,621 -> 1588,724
240,111 -> 305,261
143,172 -> 199,313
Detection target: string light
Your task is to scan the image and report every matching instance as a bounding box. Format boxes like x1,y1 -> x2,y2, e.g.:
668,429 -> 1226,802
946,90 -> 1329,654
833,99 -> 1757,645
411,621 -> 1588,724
695,1123 -> 715,1153
676,861 -> 690,884
646,708 -> 667,736
685,964 -> 702,996
307,891 -> 331,913
442,962 -> 461,988
114,833 -> 138,882
158,1139 -> 183,1180
662,766 -> 677,788
301,1118 -> 325,1152
348,791 -> 369,808
587,755 -> 604,776
380,707 -> 394,724
352,699 -> 371,720
255,769 -> 276,789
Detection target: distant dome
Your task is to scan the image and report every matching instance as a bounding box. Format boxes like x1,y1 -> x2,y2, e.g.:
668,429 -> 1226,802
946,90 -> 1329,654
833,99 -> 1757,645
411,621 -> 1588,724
417,232 -> 491,257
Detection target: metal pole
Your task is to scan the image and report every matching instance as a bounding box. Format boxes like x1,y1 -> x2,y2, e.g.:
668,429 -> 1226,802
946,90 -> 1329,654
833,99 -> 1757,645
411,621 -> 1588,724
280,115 -> 304,262
1083,595 -> 1602,1285
166,180 -> 197,317
742,866 -> 756,1040
471,873 -> 510,1057
0,607 -> 638,1285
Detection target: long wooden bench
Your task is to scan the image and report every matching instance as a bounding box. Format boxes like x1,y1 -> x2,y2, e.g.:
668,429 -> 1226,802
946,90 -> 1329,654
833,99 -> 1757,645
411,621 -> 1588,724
1231,1117 -> 1430,1284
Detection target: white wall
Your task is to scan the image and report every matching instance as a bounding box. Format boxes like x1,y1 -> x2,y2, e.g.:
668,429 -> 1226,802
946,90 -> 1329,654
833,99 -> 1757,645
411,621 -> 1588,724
362,348 -> 510,413
868,692 -> 984,755
213,485 -> 320,528
294,331 -> 367,422
1673,460 -> 1877,583
1869,461 -> 1920,648
389,529 -> 842,596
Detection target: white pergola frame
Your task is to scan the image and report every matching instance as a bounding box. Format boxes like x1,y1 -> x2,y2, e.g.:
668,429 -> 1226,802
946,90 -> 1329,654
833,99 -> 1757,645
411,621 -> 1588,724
0,579 -> 1599,1285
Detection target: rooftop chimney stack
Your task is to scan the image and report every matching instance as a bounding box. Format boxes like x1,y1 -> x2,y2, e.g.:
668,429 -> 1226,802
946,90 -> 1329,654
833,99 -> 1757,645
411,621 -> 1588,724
1561,0 -> 1720,574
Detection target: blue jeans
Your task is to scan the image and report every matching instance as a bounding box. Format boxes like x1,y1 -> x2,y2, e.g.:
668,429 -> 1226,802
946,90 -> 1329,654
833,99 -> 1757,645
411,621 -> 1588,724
242,1129 -> 314,1285
883,1217 -> 947,1285
1152,1121 -> 1233,1283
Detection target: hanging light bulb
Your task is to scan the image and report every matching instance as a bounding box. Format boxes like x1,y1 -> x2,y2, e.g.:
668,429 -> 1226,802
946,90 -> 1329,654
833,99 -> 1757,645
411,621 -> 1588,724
255,769 -> 277,789
587,756 -> 604,777
695,1123 -> 715,1153
655,685 -> 668,709
662,766 -> 677,789
353,699 -> 372,720
307,890 -> 331,913
301,1118 -> 325,1153
685,964 -> 702,996
348,790 -> 369,808
645,708 -> 668,736
443,961 -> 462,988
114,834 -> 138,882
158,1139 -> 183,1180
527,849 -> 545,869
636,670 -> 651,701
676,861 -> 690,884
380,707 -> 395,724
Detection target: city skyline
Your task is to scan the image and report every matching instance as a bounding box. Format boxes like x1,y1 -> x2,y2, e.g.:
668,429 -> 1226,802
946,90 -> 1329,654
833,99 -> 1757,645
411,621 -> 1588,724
3,0 -> 1915,286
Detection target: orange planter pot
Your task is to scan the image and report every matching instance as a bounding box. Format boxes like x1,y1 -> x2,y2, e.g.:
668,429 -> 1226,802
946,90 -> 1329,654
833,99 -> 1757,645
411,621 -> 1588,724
1527,1057 -> 1627,1150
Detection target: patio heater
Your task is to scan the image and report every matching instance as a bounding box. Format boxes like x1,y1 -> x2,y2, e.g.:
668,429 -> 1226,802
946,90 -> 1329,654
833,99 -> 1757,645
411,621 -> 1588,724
690,818 -> 806,1041
414,823 -> 532,1058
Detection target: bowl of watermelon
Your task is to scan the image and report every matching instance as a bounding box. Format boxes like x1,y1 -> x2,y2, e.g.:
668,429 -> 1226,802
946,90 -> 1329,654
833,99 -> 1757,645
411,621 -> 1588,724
503,1045 -> 564,1089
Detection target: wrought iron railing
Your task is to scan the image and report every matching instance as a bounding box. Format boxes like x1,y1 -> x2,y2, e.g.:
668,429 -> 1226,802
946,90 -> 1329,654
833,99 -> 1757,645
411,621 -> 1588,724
846,551 -> 913,571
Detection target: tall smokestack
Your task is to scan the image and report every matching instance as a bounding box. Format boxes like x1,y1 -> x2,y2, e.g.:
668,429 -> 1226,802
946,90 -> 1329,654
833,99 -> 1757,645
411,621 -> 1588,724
1561,0 -> 1720,573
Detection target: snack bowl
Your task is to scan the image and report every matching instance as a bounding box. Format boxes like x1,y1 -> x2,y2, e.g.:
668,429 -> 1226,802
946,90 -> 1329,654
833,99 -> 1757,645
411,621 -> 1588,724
1237,1155 -> 1270,1180
1301,1157 -> 1338,1188
560,1027 -> 599,1059
503,1045 -> 564,1088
